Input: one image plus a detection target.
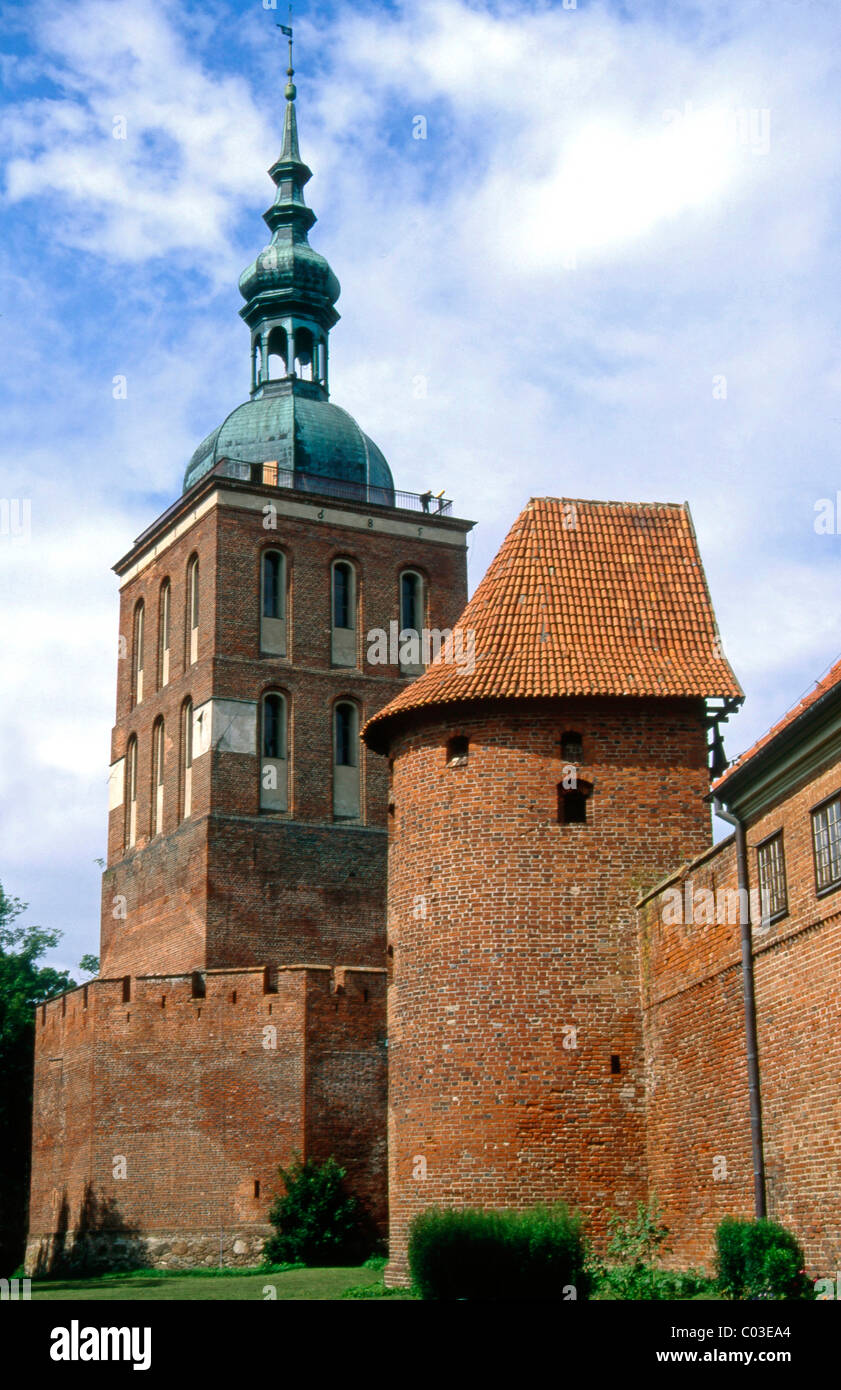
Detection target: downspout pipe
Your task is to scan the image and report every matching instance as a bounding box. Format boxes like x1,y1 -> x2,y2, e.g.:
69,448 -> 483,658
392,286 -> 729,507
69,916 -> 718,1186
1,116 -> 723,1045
713,798 -> 767,1218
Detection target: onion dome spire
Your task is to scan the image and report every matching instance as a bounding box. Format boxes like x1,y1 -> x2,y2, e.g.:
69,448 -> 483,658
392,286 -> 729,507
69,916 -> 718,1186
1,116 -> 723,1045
183,24 -> 394,502
238,22 -> 340,399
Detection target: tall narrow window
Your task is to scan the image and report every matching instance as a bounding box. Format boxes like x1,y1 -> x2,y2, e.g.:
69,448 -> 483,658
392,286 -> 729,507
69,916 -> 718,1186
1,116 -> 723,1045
158,580 -> 171,688
260,692 -> 288,812
333,701 -> 360,819
812,794 -> 841,893
756,832 -> 787,923
132,601 -> 145,706
182,700 -> 193,820
261,550 -> 287,656
125,737 -> 138,850
331,561 -> 357,668
399,571 -> 424,675
152,718 -> 165,836
187,556 -> 199,666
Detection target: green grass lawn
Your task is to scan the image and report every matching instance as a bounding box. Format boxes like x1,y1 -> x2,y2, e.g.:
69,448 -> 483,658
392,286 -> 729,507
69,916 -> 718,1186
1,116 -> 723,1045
30,1265 -> 398,1301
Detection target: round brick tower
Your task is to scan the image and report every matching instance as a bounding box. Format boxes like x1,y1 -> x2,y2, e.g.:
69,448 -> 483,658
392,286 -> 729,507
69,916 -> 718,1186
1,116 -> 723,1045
363,496 -> 743,1284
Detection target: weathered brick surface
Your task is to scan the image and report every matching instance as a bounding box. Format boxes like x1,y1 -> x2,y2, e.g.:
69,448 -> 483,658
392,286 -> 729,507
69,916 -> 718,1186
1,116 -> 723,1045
29,477 -> 470,1267
26,965 -> 386,1273
640,756 -> 841,1276
102,486 -> 469,977
379,696 -> 711,1283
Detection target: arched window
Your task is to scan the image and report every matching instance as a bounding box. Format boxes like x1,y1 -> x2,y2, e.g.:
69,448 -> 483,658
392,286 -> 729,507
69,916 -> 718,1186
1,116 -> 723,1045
261,550 -> 287,656
260,692 -> 288,812
400,571 -> 422,631
158,580 -> 171,689
152,718 -> 165,836
187,556 -> 199,666
132,600 -> 145,706
333,701 -> 360,819
125,737 -> 138,850
558,778 -> 593,826
266,325 -> 288,380
294,327 -> 315,381
252,337 -> 262,390
182,700 -> 193,820
331,560 -> 357,668
399,570 -> 424,675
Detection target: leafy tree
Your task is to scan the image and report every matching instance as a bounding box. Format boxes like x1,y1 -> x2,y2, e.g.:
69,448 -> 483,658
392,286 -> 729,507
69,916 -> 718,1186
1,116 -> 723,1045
78,954 -> 100,976
0,884 -> 75,1273
263,1156 -> 372,1266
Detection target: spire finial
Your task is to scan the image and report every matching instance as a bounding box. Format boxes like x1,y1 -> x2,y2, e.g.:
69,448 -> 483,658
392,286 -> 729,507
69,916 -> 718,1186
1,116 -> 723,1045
278,8 -> 296,102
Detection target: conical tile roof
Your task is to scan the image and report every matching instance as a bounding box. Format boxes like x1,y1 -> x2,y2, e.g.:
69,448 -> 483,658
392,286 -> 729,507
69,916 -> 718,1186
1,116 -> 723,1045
363,496 -> 742,751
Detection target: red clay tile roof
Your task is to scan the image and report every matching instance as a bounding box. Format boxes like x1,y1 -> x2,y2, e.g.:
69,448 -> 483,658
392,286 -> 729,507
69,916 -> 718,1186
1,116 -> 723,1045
364,497 -> 742,749
713,651 -> 841,794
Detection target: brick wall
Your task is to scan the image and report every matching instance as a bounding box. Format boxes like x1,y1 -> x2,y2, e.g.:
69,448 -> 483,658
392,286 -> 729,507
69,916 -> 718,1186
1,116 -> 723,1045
32,477 -> 469,1271
26,964 -> 386,1273
102,483 -> 470,977
378,695 -> 711,1283
639,753 -> 841,1276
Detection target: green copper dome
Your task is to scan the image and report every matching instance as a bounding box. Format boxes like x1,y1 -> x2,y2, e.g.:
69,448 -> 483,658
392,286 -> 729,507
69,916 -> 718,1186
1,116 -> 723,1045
182,43 -> 394,502
183,380 -> 394,496
238,238 -> 340,309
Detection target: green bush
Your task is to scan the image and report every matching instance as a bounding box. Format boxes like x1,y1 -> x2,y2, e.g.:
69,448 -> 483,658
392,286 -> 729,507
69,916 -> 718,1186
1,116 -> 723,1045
593,1264 -> 715,1301
262,1156 -> 372,1267
407,1203 -> 589,1301
596,1196 -> 674,1300
715,1217 -> 813,1301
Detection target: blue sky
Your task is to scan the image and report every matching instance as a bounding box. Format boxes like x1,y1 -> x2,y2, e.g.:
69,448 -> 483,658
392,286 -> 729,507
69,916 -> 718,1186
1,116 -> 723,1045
2,0 -> 841,971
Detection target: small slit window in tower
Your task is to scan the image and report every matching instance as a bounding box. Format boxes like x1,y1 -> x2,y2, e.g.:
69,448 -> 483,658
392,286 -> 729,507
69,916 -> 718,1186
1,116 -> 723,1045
447,736 -> 469,766
558,779 -> 592,825
610,1054 -> 621,1074
254,1180 -> 260,1200
561,730 -> 583,762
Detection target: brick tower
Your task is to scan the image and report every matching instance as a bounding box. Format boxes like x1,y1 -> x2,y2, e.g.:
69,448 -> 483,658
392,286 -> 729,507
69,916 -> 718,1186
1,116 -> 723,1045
26,54 -> 471,1272
363,497 -> 742,1284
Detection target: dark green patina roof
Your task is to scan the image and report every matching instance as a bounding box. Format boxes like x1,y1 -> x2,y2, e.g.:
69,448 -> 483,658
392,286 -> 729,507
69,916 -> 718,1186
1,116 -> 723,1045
183,380 -> 394,494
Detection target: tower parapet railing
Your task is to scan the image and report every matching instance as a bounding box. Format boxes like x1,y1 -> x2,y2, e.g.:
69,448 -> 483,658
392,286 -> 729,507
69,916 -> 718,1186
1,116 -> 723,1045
215,457 -> 453,516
